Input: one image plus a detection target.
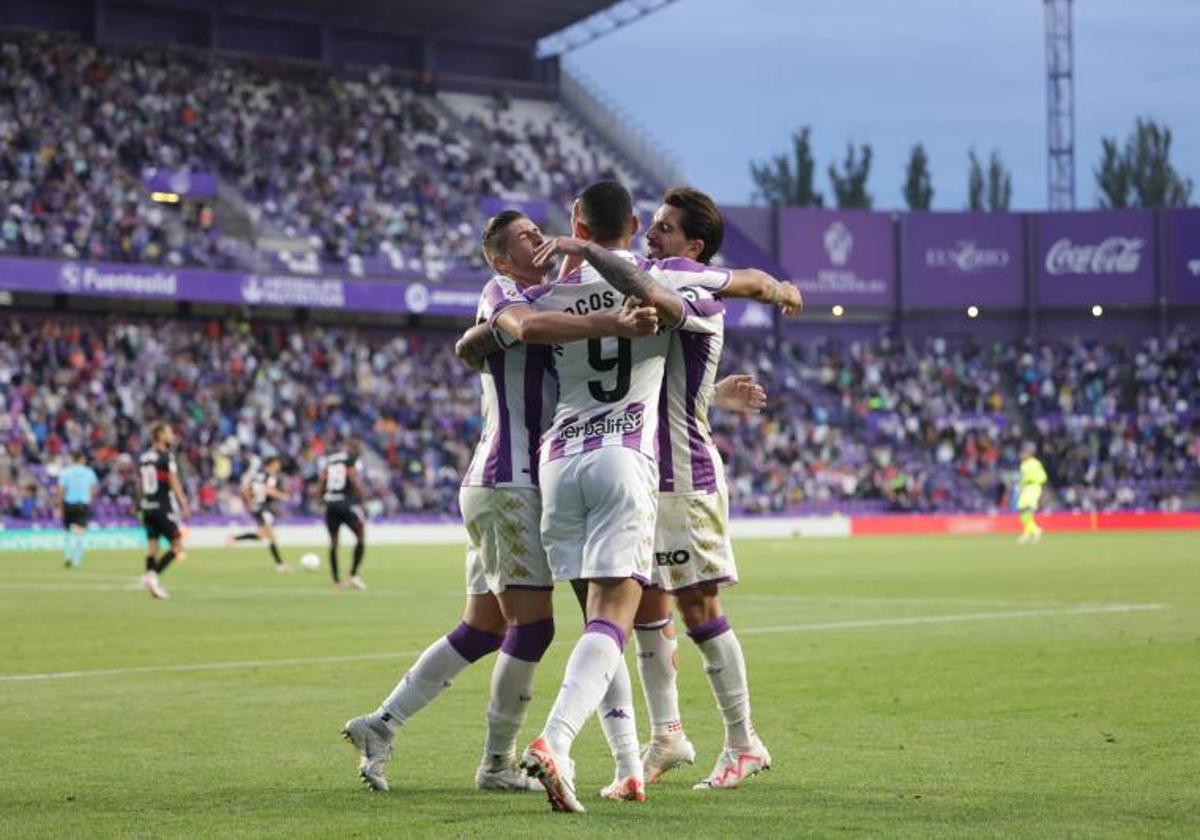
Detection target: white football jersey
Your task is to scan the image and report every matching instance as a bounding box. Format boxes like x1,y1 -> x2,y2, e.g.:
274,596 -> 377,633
513,250 -> 728,466
461,275 -> 556,489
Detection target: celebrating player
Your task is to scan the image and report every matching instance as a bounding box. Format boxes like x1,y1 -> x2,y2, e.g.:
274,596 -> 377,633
226,456 -> 291,572
342,210 -> 659,793
629,186 -> 799,789
321,439 -> 369,590
1016,442 -> 1048,544
136,422 -> 190,600
57,451 -> 99,570
501,180 -> 729,812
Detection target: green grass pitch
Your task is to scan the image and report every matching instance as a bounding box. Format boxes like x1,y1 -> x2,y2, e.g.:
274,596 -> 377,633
1,533 -> 1197,838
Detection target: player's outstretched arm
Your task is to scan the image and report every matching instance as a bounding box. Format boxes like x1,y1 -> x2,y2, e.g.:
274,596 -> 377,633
724,269 -> 804,316
713,374 -> 767,413
493,301 -> 658,345
534,237 -> 685,327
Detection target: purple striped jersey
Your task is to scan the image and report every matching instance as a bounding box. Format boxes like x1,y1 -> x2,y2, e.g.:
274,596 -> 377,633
508,250 -> 728,466
460,275 -> 556,489
657,287 -> 726,493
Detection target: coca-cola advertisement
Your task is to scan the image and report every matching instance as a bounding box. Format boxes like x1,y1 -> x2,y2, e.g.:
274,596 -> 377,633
778,209 -> 895,308
1169,208 -> 1200,305
1034,210 -> 1156,306
902,212 -> 1024,309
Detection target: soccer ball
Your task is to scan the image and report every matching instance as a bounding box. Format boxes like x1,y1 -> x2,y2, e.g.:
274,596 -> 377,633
300,553 -> 321,572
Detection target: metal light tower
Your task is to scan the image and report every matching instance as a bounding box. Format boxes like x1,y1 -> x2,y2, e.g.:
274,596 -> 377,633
1044,0 -> 1075,210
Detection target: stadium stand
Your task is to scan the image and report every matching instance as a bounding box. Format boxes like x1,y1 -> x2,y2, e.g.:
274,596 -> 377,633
0,27 -> 1196,525
0,32 -> 654,278
2,312 -> 1195,522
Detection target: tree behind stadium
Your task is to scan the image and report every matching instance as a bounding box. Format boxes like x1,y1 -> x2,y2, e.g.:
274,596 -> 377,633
749,127 -> 824,207
1096,118 -> 1193,209
903,143 -> 934,210
828,142 -> 873,209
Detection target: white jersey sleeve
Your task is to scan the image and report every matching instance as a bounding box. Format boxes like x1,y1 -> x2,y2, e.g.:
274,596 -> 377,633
641,256 -> 732,294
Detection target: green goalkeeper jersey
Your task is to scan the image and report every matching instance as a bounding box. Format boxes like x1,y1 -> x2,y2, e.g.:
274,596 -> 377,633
1019,456 -> 1047,489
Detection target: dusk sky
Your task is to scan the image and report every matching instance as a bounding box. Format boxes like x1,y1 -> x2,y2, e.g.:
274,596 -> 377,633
567,0 -> 1200,211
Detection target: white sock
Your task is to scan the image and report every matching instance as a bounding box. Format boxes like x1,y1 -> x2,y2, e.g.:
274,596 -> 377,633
543,623 -> 624,757
371,636 -> 471,732
635,619 -> 683,740
484,652 -> 538,762
597,653 -> 641,779
693,622 -> 755,748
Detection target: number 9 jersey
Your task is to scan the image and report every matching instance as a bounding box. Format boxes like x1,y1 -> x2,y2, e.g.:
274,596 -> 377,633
500,252 -> 729,468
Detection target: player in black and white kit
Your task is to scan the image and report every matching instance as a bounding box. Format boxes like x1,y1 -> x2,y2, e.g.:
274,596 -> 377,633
321,438 -> 369,590
136,422 -> 190,600
226,456 -> 290,572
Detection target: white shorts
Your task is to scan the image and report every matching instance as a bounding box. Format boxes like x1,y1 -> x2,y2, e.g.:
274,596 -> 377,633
651,488 -> 738,592
540,447 -> 658,583
460,486 -> 553,595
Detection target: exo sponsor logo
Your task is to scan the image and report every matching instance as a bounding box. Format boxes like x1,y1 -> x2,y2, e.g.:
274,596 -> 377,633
925,240 -> 1011,273
1044,237 -> 1143,275
655,549 -> 691,567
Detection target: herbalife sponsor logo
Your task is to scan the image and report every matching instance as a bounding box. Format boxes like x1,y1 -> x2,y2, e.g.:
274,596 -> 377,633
241,275 -> 345,308
59,263 -> 178,297
925,240 -> 1011,273
1045,237 -> 1144,275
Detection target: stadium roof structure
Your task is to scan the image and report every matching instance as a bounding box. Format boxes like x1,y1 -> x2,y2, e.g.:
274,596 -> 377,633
249,0 -> 625,44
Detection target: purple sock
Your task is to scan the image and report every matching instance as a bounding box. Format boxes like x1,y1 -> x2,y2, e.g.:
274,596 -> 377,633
500,618 -> 555,662
687,615 -> 731,645
584,617 -> 626,652
445,621 -> 504,663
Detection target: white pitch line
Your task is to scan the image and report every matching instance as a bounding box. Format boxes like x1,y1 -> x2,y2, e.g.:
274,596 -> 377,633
0,582 -> 449,599
0,650 -> 420,683
0,603 -> 1166,684
737,603 -> 1167,635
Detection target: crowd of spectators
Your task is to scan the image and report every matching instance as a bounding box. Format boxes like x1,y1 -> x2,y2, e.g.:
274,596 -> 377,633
0,314 -> 477,522
0,32 -> 644,276
2,311 -> 1195,523
714,332 -> 1199,514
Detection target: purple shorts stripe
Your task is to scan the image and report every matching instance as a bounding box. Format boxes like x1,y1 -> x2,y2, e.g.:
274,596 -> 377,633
446,621 -> 505,663
584,617 -> 627,651
504,584 -> 555,592
634,617 -> 672,631
500,618 -> 555,663
686,615 -> 731,645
